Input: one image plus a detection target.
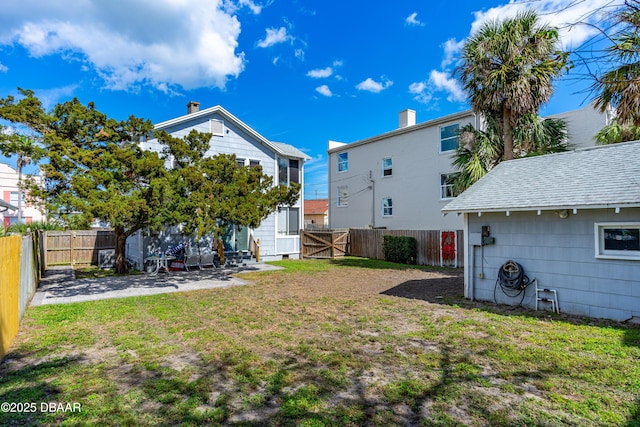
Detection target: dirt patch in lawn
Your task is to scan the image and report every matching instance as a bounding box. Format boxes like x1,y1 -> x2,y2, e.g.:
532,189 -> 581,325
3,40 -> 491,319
248,267 -> 464,302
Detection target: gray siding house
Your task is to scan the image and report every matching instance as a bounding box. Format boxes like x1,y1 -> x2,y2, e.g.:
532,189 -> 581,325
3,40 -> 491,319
442,141 -> 640,322
126,102 -> 308,268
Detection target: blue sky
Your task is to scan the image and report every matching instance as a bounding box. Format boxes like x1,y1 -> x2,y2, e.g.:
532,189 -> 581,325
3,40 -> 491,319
0,0 -> 624,199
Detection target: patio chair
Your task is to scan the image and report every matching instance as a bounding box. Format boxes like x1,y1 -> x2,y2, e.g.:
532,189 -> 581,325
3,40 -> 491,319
184,243 -> 201,271
200,250 -> 216,269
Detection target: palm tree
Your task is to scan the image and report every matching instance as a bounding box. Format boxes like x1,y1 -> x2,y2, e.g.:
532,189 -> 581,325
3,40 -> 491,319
457,10 -> 568,160
0,133 -> 43,224
595,119 -> 640,144
450,115 -> 568,194
593,0 -> 640,128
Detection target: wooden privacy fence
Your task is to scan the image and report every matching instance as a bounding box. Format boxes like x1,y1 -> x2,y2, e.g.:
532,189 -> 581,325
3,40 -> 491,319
1,234 -> 42,359
300,229 -> 349,259
43,230 -> 115,268
347,228 -> 464,267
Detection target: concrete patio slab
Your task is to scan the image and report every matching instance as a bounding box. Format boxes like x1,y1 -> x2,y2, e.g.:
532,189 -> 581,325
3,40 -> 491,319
31,263 -> 282,306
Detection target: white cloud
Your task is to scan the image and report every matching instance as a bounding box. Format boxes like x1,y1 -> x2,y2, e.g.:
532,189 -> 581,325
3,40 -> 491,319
420,0 -> 624,106
0,0 -> 246,92
429,70 -> 465,102
0,62 -> 7,73
306,60 -> 342,79
238,0 -> 263,14
405,12 -> 424,27
35,85 -> 80,110
257,27 -> 291,48
356,77 -> 393,93
315,85 -> 332,97
294,48 -> 305,60
441,38 -> 464,68
470,0 -> 625,49
307,67 -> 332,78
409,81 -> 434,104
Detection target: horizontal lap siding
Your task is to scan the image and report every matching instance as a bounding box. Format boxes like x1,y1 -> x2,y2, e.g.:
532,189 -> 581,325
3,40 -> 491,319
467,209 -> 640,321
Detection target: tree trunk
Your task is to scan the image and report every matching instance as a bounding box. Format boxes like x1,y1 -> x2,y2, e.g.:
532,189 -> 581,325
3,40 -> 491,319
503,107 -> 514,161
114,226 -> 129,274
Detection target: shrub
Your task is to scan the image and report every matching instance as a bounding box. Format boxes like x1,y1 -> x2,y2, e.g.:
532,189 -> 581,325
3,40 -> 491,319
382,235 -> 417,264
5,221 -> 64,235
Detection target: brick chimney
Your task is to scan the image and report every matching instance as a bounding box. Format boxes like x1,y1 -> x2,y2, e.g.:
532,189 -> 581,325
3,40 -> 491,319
399,109 -> 416,128
187,101 -> 200,114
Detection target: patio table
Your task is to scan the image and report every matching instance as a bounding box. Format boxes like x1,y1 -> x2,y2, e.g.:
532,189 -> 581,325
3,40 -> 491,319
145,255 -> 176,276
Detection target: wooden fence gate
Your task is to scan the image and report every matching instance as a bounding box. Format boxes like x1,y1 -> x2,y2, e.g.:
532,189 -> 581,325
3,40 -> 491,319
300,230 -> 349,259
43,230 -> 116,268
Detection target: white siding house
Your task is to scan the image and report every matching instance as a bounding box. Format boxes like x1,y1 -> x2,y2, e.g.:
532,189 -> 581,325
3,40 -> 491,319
127,102 -> 308,267
328,105 -> 610,232
0,163 -> 45,227
442,141 -> 640,322
328,109 -> 480,231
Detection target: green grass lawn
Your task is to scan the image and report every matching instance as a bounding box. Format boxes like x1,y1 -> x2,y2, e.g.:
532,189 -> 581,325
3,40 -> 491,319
1,258 -> 639,426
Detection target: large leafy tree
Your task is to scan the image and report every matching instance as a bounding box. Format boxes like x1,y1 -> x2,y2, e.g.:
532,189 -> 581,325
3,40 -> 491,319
593,0 -> 640,129
0,89 -> 171,273
457,10 -> 568,160
158,129 -> 300,241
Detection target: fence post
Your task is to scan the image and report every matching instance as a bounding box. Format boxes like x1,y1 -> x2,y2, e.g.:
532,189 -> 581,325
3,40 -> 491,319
330,232 -> 334,258
300,231 -> 305,259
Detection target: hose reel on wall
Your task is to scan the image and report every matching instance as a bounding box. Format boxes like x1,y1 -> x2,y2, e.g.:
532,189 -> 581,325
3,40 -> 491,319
494,260 -> 531,306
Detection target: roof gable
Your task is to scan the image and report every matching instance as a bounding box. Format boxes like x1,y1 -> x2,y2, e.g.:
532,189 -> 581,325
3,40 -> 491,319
154,105 -> 309,160
443,141 -> 640,213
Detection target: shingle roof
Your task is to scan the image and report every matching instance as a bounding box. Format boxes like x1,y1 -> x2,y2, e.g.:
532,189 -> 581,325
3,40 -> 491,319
305,199 -> 328,215
271,142 -> 310,160
442,140 -> 640,214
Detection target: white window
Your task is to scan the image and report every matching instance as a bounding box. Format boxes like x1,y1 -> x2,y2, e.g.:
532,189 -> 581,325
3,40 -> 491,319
440,174 -> 455,200
279,158 -> 300,186
249,159 -> 261,168
382,198 -> 393,216
337,186 -> 348,207
237,158 -> 246,167
210,119 -> 224,136
595,223 -> 640,260
337,152 -> 348,172
382,157 -> 392,177
277,207 -> 300,235
440,123 -> 459,152
10,192 -> 20,206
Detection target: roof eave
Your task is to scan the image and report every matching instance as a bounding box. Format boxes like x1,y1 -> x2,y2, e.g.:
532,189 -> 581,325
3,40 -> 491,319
328,110 -> 475,154
442,202 -> 640,215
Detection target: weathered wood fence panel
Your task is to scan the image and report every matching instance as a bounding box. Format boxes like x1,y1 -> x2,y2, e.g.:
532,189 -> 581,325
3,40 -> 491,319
349,228 -> 464,267
44,230 -> 115,268
0,235 -> 22,359
301,230 -> 349,259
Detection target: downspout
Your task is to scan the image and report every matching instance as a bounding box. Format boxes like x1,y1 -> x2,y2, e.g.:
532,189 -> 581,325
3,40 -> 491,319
369,170 -> 375,228
464,212 -> 475,301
